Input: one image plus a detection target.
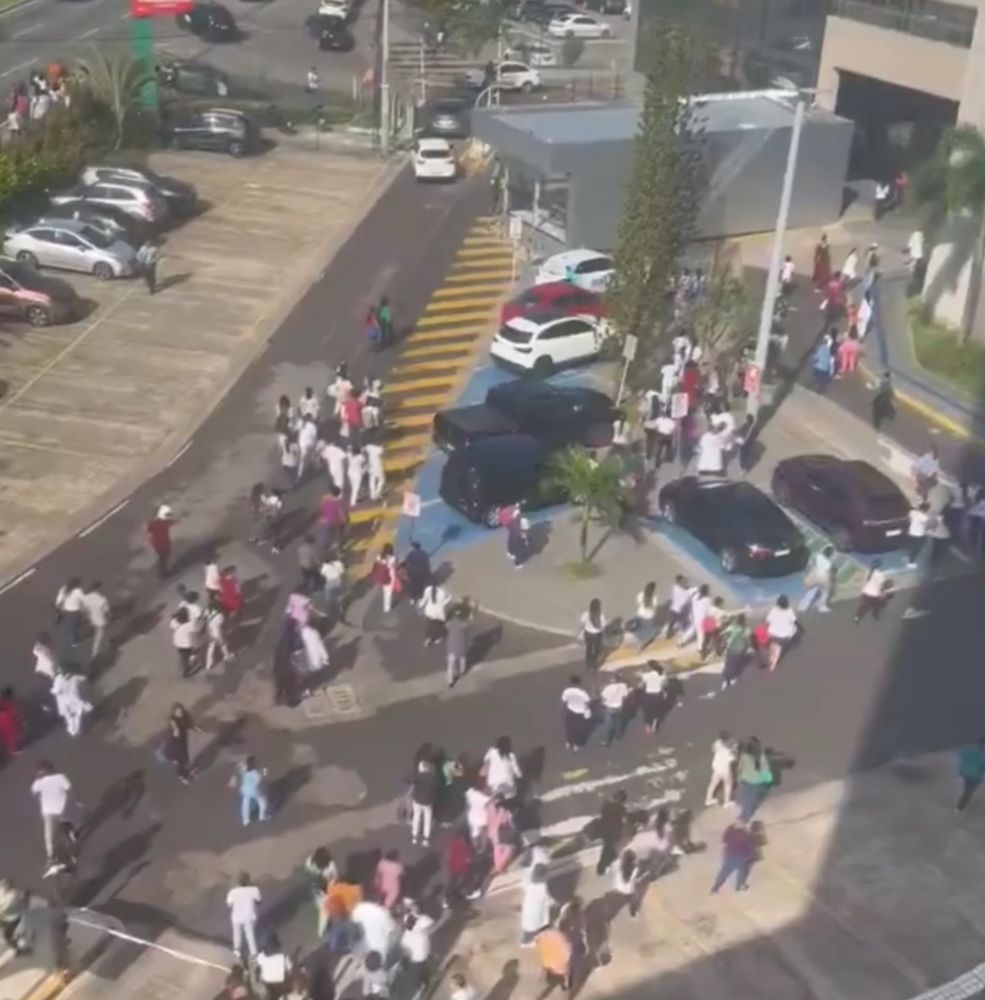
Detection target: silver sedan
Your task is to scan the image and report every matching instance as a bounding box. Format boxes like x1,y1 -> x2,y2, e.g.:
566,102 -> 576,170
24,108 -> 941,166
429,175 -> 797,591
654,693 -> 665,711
4,219 -> 138,280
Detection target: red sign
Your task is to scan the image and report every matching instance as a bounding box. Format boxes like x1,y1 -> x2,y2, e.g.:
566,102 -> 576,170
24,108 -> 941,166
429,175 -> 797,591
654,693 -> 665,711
743,363 -> 761,397
130,0 -> 192,18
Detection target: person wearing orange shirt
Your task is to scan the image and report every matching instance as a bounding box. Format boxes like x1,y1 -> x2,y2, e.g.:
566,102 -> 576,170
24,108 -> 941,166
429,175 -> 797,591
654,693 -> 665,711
323,874 -> 361,953
536,922 -> 574,997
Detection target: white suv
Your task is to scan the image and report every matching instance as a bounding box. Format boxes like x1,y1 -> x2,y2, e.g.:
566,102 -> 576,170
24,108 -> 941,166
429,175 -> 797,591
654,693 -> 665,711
50,181 -> 168,225
466,61 -> 541,92
413,138 -> 457,181
490,312 -> 604,375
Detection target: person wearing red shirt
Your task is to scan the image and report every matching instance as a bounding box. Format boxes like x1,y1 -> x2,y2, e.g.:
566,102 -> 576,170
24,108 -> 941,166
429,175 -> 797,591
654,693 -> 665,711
0,687 -> 24,759
318,487 -> 347,553
443,828 -> 476,908
219,567 -> 243,620
146,505 -> 174,578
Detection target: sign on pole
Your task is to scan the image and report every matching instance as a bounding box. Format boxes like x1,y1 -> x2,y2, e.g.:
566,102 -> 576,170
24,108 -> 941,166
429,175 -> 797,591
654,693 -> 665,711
622,334 -> 638,361
402,492 -> 422,518
130,0 -> 192,16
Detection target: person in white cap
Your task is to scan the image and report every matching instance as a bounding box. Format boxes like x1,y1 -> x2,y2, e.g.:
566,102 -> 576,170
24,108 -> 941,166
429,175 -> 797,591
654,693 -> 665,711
146,505 -> 175,579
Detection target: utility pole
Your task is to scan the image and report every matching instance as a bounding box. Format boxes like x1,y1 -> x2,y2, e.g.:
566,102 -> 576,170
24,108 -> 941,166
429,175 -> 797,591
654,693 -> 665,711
747,98 -> 805,419
379,0 -> 391,154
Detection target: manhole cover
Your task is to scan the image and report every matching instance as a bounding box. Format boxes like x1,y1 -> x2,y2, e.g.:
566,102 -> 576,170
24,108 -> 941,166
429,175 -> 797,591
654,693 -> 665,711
325,684 -> 358,715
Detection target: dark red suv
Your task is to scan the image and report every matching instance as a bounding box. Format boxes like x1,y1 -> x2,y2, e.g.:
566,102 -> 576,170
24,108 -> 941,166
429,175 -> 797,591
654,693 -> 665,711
501,281 -> 604,325
0,259 -> 78,327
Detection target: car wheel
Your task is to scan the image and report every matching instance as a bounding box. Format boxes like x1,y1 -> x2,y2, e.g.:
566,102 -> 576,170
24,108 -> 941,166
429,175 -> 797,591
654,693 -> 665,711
602,27 -> 611,36
662,498 -> 678,524
15,251 -> 38,268
228,140 -> 246,157
565,28 -> 574,35
484,507 -> 501,529
532,355 -> 554,377
831,527 -> 853,552
720,547 -> 739,573
93,261 -> 114,281
25,304 -> 50,327
772,478 -> 792,506
521,80 -> 534,92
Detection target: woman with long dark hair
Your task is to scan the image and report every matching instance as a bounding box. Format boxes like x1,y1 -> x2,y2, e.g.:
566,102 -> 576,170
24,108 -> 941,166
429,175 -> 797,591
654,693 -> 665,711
579,598 -> 606,672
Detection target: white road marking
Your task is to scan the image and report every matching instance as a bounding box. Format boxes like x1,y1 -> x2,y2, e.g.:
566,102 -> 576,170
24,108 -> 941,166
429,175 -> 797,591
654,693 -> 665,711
539,760 -> 677,803
11,20 -> 42,37
78,499 -> 129,538
0,567 -> 35,597
168,438 -> 194,467
80,25 -> 101,38
902,607 -> 930,619
0,59 -> 35,79
0,0 -> 45,18
950,545 -> 972,563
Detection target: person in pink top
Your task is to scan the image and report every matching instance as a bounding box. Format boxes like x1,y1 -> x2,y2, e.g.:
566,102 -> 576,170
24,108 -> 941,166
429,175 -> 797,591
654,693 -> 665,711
486,799 -> 517,875
374,849 -> 404,909
837,330 -> 861,374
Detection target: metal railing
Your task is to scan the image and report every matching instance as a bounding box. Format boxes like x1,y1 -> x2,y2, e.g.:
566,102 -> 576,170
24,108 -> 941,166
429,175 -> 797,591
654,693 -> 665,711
832,0 -> 977,48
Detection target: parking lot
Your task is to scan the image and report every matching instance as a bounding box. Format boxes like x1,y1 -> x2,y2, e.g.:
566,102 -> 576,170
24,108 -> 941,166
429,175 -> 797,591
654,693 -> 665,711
0,144 -> 394,581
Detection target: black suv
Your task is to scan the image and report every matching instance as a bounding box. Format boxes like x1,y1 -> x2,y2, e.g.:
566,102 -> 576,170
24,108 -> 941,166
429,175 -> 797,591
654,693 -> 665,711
176,2 -> 239,41
305,14 -> 355,50
162,108 -> 260,158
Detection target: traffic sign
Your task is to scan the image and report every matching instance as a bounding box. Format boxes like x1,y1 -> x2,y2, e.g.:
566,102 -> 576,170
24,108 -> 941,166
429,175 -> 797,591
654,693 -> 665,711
622,334 -> 638,360
743,363 -> 761,397
402,491 -> 422,518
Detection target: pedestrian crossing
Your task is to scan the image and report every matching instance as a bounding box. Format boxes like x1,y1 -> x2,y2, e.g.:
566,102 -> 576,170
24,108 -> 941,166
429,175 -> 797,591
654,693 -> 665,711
388,40 -> 483,87
341,217 -> 514,577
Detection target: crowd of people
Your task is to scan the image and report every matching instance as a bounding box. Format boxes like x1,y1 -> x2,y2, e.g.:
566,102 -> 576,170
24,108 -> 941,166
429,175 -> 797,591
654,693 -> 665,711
3,65 -> 69,141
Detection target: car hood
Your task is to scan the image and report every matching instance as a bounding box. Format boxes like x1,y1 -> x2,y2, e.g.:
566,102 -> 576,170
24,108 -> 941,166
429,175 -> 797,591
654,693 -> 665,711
106,239 -> 138,259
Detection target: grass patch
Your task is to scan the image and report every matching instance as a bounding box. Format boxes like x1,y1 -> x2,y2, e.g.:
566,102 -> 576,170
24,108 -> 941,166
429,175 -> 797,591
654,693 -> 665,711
563,560 -> 603,580
909,302 -> 985,401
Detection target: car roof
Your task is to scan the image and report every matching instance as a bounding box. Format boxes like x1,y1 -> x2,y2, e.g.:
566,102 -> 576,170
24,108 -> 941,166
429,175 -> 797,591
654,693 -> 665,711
543,248 -> 611,268
458,433 -> 546,464
841,459 -> 904,497
417,137 -> 452,151
25,218 -> 92,234
506,311 -> 594,332
487,379 -> 611,410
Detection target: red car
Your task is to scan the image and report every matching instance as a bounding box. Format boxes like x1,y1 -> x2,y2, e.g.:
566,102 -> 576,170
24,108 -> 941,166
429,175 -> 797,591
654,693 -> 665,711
500,281 -> 604,324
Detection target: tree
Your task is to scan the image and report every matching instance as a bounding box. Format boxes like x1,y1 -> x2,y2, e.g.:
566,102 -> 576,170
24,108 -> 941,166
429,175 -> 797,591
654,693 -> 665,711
421,0 -> 509,58
73,48 -> 152,149
546,447 -> 625,564
606,16 -> 704,375
681,258 -> 756,364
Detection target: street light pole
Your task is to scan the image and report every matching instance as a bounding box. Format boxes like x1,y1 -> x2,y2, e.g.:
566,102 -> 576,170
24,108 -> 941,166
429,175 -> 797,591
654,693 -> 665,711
379,0 -> 391,154
747,98 -> 805,419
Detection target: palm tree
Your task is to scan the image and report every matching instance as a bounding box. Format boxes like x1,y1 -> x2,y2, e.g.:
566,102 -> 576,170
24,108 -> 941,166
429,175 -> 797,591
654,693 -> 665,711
546,446 -> 625,564
73,48 -> 153,149
914,124 -> 985,340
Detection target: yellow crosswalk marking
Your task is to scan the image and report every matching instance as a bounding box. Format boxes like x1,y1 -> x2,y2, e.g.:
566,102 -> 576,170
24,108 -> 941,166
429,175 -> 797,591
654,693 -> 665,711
416,310 -> 492,328
382,430 -> 430,449
389,391 -> 451,410
349,506 -> 401,525
454,249 -> 513,262
432,283 -> 512,299
393,359 -> 464,374
444,268 -> 514,283
384,451 -> 424,473
462,236 -> 508,246
387,374 -> 455,393
423,297 -> 502,315
389,411 -> 437,428
407,328 -> 482,344
400,343 -> 473,360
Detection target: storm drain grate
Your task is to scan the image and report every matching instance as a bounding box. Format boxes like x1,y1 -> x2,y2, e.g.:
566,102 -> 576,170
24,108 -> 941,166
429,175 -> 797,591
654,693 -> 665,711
325,684 -> 359,715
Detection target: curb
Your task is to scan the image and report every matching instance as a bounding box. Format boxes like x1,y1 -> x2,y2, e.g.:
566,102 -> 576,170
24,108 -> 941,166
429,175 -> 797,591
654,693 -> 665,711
0,154 -> 406,593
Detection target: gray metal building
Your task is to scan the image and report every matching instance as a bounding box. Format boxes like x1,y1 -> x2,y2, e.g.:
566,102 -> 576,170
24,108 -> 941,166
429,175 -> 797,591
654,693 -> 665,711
472,93 -> 853,253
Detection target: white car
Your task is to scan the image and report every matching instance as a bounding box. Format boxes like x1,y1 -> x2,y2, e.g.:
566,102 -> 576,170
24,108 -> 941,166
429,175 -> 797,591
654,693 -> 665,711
548,13 -> 611,37
413,138 -> 457,181
317,0 -> 348,18
491,312 -> 603,375
504,43 -> 557,67
465,60 -> 541,92
4,220 -> 137,280
535,249 -> 615,293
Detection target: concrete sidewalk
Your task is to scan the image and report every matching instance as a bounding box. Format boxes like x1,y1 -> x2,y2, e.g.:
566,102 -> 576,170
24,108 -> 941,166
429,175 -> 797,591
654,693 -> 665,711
446,750 -> 985,1000
0,145 -> 397,587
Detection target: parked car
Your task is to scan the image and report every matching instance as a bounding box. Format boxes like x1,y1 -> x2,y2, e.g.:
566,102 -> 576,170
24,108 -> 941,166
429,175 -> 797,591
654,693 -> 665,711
0,259 -> 79,326
40,200 -> 152,247
413,138 -> 457,181
465,60 -> 540,92
80,165 -> 197,217
491,312 -> 604,376
175,1 -> 239,40
434,380 -> 615,453
501,281 -> 603,324
518,0 -> 577,25
157,59 -> 231,98
535,248 -> 614,293
50,181 -> 167,225
439,434 -> 566,526
4,220 -> 138,280
317,0 -> 350,18
304,14 -> 354,48
771,454 -> 910,552
419,96 -> 471,138
548,12 -> 611,36
503,43 -> 557,67
162,108 -> 261,157
659,477 -> 809,576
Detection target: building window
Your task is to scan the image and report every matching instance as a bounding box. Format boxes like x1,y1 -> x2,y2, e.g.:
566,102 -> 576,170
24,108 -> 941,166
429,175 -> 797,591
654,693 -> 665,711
831,0 -> 977,48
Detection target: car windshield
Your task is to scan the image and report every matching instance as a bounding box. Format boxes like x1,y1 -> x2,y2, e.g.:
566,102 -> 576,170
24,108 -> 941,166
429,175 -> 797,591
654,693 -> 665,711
421,149 -> 451,159
499,324 -> 533,344
578,256 -> 612,273
79,226 -> 111,248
